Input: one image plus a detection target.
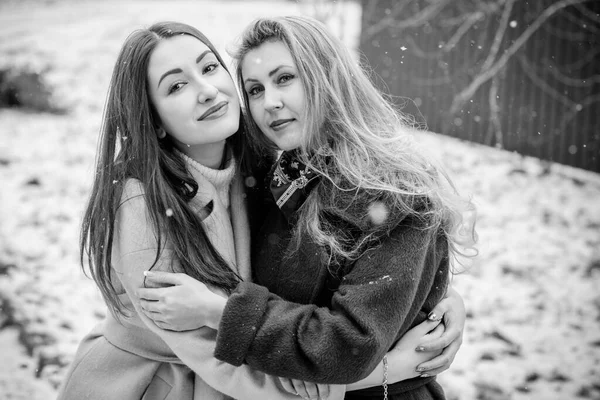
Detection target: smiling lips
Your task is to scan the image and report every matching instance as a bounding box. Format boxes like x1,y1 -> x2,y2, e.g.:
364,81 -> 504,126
269,118 -> 294,131
198,101 -> 228,121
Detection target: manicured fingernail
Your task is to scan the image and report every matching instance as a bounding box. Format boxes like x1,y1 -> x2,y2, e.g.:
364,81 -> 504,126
428,312 -> 438,320
415,346 -> 425,352
420,373 -> 430,378
416,366 -> 426,372
143,271 -> 152,276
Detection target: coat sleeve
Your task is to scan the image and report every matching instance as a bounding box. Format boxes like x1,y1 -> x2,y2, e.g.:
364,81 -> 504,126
214,218 -> 448,384
112,180 -> 346,400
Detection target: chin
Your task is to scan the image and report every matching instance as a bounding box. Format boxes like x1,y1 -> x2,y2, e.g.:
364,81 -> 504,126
220,120 -> 241,138
265,134 -> 297,152
277,144 -> 297,151
277,139 -> 302,152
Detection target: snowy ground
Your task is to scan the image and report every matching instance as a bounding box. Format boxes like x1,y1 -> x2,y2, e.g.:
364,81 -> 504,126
1,1 -> 599,399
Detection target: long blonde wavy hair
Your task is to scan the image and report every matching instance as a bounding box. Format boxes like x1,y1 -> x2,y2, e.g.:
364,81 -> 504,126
233,16 -> 477,271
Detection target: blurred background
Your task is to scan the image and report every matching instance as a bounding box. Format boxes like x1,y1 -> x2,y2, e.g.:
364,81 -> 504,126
0,1 -> 599,399
361,0 -> 599,173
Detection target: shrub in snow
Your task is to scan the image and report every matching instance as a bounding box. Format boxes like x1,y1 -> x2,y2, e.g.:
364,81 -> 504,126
0,67 -> 66,114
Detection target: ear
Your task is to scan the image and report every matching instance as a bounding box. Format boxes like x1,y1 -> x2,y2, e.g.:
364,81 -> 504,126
157,127 -> 167,139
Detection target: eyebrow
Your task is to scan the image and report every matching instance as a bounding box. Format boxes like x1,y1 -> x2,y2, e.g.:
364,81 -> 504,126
244,65 -> 291,85
157,50 -> 213,88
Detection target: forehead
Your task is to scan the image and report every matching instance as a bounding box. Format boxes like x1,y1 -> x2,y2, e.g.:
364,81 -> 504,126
241,40 -> 294,76
148,35 -> 211,78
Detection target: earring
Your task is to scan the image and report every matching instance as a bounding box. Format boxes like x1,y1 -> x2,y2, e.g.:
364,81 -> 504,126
158,128 -> 167,139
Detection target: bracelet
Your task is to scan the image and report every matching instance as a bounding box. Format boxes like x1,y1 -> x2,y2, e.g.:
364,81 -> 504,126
382,354 -> 388,400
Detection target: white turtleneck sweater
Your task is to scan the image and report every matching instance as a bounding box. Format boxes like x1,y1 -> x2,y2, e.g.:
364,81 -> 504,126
57,152 -> 342,400
177,150 -> 242,277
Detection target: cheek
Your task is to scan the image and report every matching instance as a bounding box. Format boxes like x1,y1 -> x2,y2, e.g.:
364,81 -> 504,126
294,86 -> 307,113
158,104 -> 182,128
220,74 -> 238,98
229,94 -> 241,114
157,94 -> 185,114
153,102 -> 171,126
248,102 -> 263,125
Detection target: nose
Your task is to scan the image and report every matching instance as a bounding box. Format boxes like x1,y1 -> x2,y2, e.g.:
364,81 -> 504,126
196,79 -> 219,104
263,88 -> 283,112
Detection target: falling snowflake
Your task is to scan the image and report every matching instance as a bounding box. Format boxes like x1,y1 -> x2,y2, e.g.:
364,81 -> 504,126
245,176 -> 257,188
166,208 -> 174,217
368,201 -> 389,225
568,145 -> 577,155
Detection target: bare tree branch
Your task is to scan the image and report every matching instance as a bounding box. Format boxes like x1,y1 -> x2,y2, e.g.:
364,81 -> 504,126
444,11 -> 485,51
440,0 -> 503,28
480,0 -> 515,73
545,62 -> 600,87
518,55 -> 574,108
365,0 -> 453,38
548,46 -> 600,70
516,54 -> 598,137
473,0 -> 504,14
559,93 -> 600,132
442,0 -> 499,26
542,20 -> 593,41
390,0 -> 412,19
449,0 -> 593,116
485,75 -> 503,147
573,2 -> 600,25
562,7 -> 600,35
403,8 -> 494,59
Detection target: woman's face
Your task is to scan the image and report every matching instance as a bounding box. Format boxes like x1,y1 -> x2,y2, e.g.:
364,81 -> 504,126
241,40 -> 307,151
147,34 -> 240,152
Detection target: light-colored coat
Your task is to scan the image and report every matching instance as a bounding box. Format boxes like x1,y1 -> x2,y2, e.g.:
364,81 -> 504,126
58,160 -> 346,400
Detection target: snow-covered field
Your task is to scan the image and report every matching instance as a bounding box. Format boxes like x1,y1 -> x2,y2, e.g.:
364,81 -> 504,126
1,1 -> 599,399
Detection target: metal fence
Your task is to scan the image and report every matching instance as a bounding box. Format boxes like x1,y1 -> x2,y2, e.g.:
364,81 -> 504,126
359,0 -> 600,172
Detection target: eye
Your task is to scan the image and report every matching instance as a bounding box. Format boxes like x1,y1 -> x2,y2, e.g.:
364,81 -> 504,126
203,62 -> 220,74
247,85 -> 264,98
168,82 -> 186,94
278,74 -> 294,84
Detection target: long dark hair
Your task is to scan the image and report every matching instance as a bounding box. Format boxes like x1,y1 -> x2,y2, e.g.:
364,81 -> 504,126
81,21 -> 249,317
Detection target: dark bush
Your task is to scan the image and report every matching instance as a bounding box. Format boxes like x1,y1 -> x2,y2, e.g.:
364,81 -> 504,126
0,67 -> 66,113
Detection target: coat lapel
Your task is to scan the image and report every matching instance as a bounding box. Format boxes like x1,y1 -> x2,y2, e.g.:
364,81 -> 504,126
230,173 -> 252,282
